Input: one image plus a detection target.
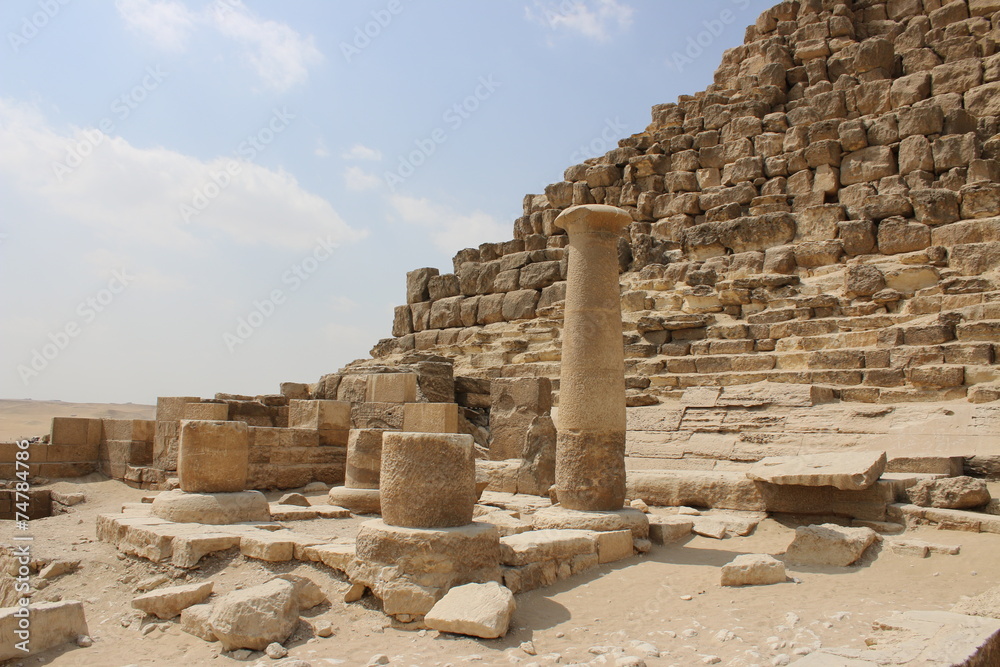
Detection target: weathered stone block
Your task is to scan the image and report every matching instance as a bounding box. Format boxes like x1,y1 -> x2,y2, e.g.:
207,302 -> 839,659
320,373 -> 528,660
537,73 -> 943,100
381,432 -> 475,528
402,403 -> 459,434
178,421 -> 248,493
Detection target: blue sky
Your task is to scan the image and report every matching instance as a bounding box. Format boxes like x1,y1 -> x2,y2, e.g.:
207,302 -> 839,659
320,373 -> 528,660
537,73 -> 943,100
0,0 -> 772,404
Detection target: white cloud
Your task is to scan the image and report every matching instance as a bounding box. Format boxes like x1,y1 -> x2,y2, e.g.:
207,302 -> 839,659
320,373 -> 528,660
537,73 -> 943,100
116,0 -> 196,51
525,0 -> 634,42
0,99 -> 362,251
389,194 -> 508,254
115,0 -> 322,92
342,144 -> 382,161
207,1 -> 323,92
314,138 -> 330,158
343,166 -> 382,192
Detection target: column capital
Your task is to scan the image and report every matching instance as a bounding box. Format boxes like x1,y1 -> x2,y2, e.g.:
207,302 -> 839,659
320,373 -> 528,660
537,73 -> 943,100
554,204 -> 631,235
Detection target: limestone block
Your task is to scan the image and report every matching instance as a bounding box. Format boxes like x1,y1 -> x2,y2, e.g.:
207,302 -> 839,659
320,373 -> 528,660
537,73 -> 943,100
0,600 -> 88,661
392,305 -> 413,337
855,38 -> 894,73
931,59 -> 983,96
501,289 -> 539,321
891,72 -> 931,108
429,296 -> 464,329
499,529 -> 597,566
899,136 -> 935,175
489,377 -> 552,461
425,582 -> 515,639
150,489 -> 269,524
933,133 -> 980,172
906,476 -> 991,509
50,417 -> 101,446
351,402 -> 404,430
132,581 -> 213,619
648,517 -> 694,544
180,603 -> 216,641
841,146 -> 897,185
961,183 -> 1000,219
783,524 -> 878,566
530,506 -> 649,539
178,420 -> 248,493
839,220 -> 877,256
365,373 -> 417,403
845,264 -> 886,297
965,81 -> 1000,116
208,579 -> 299,651
721,554 -> 786,587
355,519 -> 500,575
345,429 -> 384,489
380,432 -> 475,528
747,451 -> 887,491
171,533 -> 242,568
327,486 -> 380,514
182,403 -> 228,421
594,529 -> 634,564
402,403 -> 459,434
950,242 -> 1000,275
910,188 -> 960,225
406,267 -> 439,304
878,218 -> 931,255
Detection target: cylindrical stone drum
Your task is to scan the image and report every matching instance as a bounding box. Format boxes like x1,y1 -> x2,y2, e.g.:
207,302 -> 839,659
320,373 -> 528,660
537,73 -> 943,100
345,429 -> 385,490
380,432 -> 476,528
553,204 -> 630,511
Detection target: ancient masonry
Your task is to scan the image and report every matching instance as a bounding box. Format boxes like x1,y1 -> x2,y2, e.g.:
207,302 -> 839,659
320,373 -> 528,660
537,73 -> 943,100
6,1 -> 1000,662
366,0 -> 1000,409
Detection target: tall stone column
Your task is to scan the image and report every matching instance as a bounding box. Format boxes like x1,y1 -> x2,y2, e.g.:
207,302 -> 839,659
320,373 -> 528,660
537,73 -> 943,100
554,204 -> 631,511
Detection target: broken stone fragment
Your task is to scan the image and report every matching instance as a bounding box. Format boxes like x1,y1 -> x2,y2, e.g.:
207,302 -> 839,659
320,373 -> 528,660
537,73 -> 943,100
424,581 -> 516,639
132,581 -> 214,620
906,477 -> 991,509
207,579 -> 300,651
721,554 -> 786,587
784,524 -> 879,567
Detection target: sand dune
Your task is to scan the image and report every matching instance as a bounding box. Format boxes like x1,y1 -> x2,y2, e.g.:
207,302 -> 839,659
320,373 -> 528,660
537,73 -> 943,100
0,399 -> 155,441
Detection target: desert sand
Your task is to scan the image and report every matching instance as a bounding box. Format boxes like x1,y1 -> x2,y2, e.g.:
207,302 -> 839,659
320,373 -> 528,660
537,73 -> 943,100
0,400 -> 155,442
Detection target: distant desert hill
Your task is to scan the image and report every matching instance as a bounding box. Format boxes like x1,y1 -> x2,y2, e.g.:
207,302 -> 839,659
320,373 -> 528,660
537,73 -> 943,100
0,399 -> 155,442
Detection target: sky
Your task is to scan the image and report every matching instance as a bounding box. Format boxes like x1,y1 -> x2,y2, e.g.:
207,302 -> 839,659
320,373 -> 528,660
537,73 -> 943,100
0,0 -> 773,405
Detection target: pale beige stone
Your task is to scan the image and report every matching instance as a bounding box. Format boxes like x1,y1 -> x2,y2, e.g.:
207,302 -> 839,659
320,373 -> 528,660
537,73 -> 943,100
499,529 -> 596,566
345,429 -> 384,489
784,524 -> 879,566
150,489 -> 269,525
594,529 -> 634,563
747,451 -> 887,491
180,603 -> 217,641
553,204 -> 631,511
182,402 -> 229,420
425,582 -> 515,639
207,579 -> 299,651
721,554 -> 786,587
178,420 -> 248,493
0,600 -> 89,661
380,432 -> 475,528
906,476 -> 991,509
132,581 -> 213,619
366,373 -> 418,403
287,400 -> 351,430
402,403 -> 460,433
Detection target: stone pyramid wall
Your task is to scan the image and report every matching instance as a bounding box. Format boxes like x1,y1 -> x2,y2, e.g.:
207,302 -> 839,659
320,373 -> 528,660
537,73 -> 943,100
360,0 -> 1000,407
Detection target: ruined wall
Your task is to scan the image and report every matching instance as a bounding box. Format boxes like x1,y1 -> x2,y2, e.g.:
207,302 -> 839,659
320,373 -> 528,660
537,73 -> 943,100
361,0 -> 1000,406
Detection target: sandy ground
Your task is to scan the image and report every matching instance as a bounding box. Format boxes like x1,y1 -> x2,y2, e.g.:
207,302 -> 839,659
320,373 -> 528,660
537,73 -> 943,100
6,476 -> 1000,667
0,400 -> 155,442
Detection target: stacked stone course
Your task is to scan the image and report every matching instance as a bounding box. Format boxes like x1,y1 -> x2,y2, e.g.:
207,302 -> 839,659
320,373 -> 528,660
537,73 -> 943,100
368,0 -> 1000,407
